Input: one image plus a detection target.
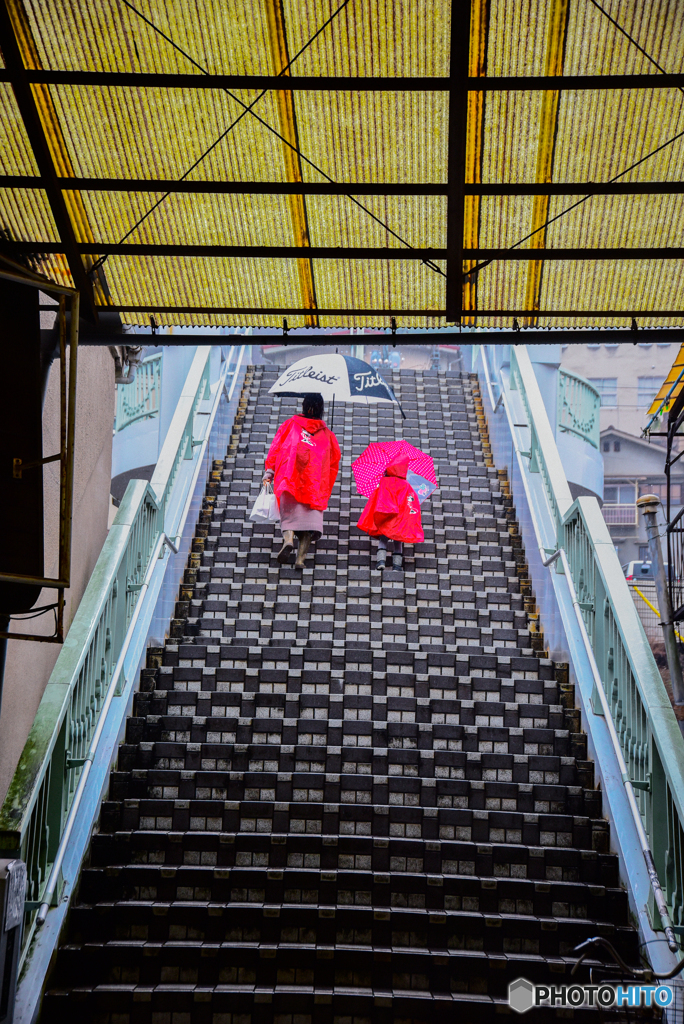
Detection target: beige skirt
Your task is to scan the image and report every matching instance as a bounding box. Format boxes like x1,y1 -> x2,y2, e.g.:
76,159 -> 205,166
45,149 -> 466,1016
279,491 -> 323,539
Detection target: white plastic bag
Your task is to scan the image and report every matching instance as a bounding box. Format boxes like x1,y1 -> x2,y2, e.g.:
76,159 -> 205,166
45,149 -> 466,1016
249,482 -> 280,524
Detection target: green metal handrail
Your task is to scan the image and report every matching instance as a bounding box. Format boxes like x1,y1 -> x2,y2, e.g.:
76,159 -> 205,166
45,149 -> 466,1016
509,346 -> 573,537
0,346 -> 212,958
557,367 -> 601,449
508,346 -> 684,934
561,497 -> 684,928
115,352 -> 162,432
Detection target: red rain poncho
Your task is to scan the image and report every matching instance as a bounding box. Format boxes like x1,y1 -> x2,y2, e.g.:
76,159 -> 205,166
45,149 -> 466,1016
356,455 -> 424,543
265,415 -> 341,511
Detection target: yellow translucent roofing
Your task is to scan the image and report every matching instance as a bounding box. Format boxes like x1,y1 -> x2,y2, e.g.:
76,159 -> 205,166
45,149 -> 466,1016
1,0 -> 684,327
647,343 -> 684,417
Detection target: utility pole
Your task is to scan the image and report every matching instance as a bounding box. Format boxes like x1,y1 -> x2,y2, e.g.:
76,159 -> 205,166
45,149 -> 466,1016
637,494 -> 684,704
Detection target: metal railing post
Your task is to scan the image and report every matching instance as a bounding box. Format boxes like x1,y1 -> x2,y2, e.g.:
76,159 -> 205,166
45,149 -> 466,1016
637,494 -> 684,705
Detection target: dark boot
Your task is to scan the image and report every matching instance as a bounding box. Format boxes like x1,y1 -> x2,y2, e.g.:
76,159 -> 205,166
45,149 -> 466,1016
392,552 -> 403,571
277,530 -> 295,563
295,532 -> 312,569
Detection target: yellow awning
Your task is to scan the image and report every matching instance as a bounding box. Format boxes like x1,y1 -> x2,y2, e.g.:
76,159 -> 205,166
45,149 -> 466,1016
647,343 -> 684,417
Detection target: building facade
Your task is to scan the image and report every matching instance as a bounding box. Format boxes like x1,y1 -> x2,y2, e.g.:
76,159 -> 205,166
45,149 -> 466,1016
560,341 -> 679,565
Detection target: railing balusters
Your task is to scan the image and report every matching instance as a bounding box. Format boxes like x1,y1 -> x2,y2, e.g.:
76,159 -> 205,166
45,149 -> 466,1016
115,353 -> 163,433
557,368 -> 601,449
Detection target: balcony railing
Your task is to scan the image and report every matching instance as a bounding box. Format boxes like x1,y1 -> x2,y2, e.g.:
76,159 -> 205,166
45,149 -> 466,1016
602,503 -> 638,526
115,352 -> 162,432
557,367 -> 601,449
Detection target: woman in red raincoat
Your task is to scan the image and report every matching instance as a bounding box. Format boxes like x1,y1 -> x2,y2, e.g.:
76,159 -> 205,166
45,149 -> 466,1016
356,455 -> 423,572
263,393 -> 341,568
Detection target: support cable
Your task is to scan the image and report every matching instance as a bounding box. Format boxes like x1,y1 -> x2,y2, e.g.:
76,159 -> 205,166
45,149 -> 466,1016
465,5 -> 684,283
93,1 -> 445,280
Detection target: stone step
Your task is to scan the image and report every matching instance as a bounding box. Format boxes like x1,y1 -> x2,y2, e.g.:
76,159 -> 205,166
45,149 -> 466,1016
75,864 -> 628,924
40,367 -> 638,1022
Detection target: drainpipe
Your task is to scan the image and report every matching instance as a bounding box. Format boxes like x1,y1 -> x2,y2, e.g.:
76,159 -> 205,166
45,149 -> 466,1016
636,494 -> 684,705
110,344 -> 143,385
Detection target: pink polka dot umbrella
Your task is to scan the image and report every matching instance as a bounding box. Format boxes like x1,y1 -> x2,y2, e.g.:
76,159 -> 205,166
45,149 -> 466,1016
352,441 -> 438,504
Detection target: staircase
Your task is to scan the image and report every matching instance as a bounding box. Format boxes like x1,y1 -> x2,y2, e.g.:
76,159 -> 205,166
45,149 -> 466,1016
42,367 -> 637,1022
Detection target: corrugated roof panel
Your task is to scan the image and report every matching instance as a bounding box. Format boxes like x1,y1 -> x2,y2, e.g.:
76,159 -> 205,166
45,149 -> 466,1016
544,193 -> 684,249
480,92 -> 544,184
0,83 -> 39,175
105,254 -> 306,327
23,0 -> 276,75
488,0 -> 552,76
296,91 -> 448,185
48,85 -> 290,182
319,314 -> 446,329
0,186 -> 58,242
283,0 -> 449,78
553,88 -> 684,184
76,190 -> 295,246
478,195 -> 535,248
472,259 -> 529,324
25,253 -> 74,289
306,195 -> 446,249
539,259 -> 684,326
313,257 -> 445,325
4,0 -> 684,327
565,0 -> 684,77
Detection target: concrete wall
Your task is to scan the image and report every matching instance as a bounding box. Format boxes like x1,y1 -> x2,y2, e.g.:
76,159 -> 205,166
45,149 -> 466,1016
0,346 -> 115,804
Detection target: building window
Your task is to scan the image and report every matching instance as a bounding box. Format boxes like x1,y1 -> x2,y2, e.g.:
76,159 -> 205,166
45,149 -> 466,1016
639,482 -> 683,504
637,376 -> 662,407
602,440 -> 610,452
604,483 -> 636,504
589,377 -> 618,407
613,441 -> 621,451
639,545 -> 650,560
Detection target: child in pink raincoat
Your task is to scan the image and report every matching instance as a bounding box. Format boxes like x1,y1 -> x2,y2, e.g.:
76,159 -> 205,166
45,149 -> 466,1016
356,455 -> 424,572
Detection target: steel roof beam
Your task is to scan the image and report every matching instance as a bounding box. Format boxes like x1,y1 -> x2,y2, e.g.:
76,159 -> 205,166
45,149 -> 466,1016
72,305 -> 684,318
446,0 -> 470,324
4,175 -> 684,196
6,70 -> 684,91
58,328 -> 684,344
0,3 -> 97,320
9,243 -> 684,260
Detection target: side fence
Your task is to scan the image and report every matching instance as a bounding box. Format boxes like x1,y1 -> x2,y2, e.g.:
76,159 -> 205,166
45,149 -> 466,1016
0,344 -> 247,994
115,352 -> 163,432
557,367 -> 601,449
475,344 -> 684,975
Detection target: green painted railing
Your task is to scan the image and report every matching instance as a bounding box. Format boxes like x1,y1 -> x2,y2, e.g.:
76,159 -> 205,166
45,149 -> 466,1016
557,367 -> 601,449
509,346 -> 573,538
562,497 -> 684,928
507,346 -> 684,935
115,352 -> 162,432
0,346 -> 213,957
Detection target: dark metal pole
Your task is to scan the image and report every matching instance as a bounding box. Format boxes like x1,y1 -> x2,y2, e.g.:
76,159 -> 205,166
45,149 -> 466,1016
446,0 -> 473,323
0,614 -> 9,722
637,494 -> 684,704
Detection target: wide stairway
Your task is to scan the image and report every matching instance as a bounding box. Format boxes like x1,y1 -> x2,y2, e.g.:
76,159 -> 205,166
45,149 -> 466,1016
43,367 -> 637,1023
